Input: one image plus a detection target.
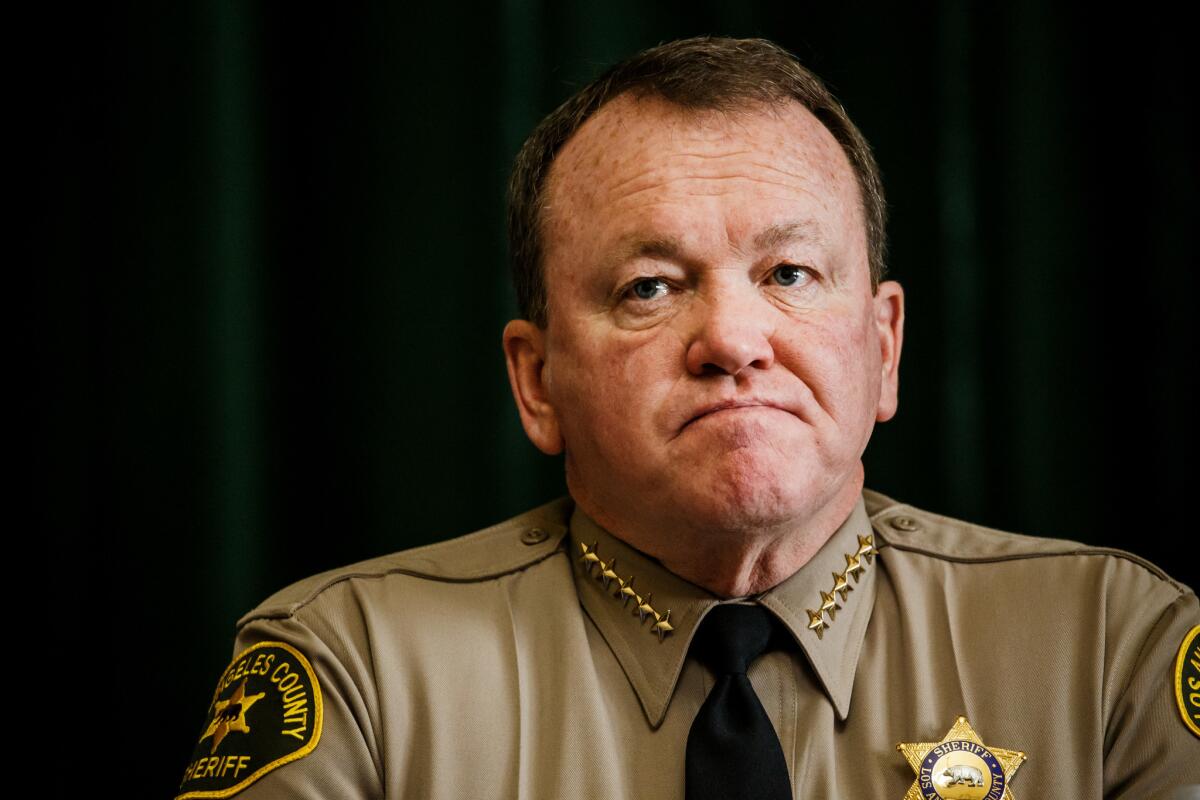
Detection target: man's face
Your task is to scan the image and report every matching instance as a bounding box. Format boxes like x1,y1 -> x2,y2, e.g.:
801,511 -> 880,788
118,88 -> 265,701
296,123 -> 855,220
506,94 -> 903,547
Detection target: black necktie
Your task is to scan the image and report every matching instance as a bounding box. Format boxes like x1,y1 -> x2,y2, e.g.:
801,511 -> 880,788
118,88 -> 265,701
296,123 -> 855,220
685,603 -> 792,800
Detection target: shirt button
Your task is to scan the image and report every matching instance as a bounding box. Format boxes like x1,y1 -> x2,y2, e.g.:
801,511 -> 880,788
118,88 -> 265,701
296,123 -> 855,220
520,528 -> 549,545
890,516 -> 921,532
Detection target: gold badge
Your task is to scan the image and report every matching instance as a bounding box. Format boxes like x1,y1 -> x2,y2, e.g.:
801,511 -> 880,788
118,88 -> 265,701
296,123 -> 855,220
1175,624 -> 1200,739
177,641 -> 323,799
898,716 -> 1025,800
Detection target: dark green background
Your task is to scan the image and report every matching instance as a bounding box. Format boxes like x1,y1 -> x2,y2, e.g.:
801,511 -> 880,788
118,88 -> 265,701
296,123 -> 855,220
46,3 -> 1195,794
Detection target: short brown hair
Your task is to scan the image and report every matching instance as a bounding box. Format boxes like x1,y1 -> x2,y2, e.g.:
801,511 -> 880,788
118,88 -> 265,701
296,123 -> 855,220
507,36 -> 888,327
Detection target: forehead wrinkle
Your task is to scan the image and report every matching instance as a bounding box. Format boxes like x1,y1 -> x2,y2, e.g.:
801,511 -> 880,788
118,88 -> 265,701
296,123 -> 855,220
597,174 -> 838,213
595,144 -> 846,207
602,155 -> 833,200
587,153 -> 747,210
744,157 -> 843,185
605,148 -> 759,197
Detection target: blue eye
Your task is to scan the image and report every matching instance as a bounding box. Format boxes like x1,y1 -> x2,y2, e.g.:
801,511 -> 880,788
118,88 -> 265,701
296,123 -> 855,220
771,265 -> 808,287
630,278 -> 668,300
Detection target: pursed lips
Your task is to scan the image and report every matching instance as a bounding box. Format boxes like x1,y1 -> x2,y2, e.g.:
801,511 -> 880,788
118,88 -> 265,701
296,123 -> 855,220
680,400 -> 793,433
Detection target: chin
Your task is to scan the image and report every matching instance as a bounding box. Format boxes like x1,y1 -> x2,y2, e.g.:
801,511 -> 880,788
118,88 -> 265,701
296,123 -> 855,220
684,457 -> 820,534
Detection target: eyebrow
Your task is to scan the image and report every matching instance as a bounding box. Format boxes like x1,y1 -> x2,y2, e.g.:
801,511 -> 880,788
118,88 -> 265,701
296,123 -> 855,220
634,236 -> 686,261
750,220 -> 825,252
600,235 -> 687,274
603,220 -> 826,273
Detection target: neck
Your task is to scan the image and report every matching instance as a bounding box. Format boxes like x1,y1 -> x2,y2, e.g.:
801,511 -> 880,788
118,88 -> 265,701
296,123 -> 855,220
574,466 -> 865,598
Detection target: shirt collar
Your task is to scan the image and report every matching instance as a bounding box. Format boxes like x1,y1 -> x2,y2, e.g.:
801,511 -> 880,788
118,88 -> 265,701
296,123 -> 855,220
568,496 -> 879,727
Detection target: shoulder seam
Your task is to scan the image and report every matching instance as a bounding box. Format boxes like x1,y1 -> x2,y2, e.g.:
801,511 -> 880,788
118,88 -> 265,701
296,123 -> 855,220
879,540 -> 1189,595
870,502 -> 1042,543
236,496 -> 576,629
375,516 -> 547,561
238,543 -> 568,628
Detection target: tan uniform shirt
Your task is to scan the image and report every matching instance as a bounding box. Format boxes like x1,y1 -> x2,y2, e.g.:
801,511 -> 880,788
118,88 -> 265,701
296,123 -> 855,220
178,490 -> 1200,799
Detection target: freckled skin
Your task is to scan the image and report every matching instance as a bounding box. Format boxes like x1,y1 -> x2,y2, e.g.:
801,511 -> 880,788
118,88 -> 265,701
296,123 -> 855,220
503,94 -> 904,597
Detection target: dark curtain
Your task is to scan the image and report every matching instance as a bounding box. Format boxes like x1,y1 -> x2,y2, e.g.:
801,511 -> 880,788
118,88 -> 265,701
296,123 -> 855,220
44,3 -> 1195,794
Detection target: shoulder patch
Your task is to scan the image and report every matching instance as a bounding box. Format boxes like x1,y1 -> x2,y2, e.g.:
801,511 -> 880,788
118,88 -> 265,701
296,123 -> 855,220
1175,624 -> 1200,739
177,642 -> 323,798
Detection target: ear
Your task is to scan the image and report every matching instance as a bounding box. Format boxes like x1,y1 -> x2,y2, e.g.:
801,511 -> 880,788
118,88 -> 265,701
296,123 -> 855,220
502,319 -> 564,455
873,280 -> 905,422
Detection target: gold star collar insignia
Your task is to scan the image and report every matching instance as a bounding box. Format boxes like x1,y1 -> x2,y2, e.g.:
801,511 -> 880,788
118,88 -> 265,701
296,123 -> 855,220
831,570 -> 852,601
577,539 -> 673,640
898,716 -> 1026,800
856,533 -> 876,564
804,535 -> 874,641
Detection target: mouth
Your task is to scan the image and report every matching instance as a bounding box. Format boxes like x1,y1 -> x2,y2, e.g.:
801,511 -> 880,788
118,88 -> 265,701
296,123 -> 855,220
681,400 -> 789,432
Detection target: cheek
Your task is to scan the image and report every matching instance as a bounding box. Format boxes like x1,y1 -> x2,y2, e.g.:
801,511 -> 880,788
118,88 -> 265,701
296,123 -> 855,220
554,329 -> 680,433
615,334 -> 682,395
833,316 -> 884,423
778,311 -> 881,412
837,315 -> 881,378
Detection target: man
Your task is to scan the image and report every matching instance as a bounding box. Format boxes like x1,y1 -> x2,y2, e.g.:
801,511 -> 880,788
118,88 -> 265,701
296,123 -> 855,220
177,37 -> 1199,799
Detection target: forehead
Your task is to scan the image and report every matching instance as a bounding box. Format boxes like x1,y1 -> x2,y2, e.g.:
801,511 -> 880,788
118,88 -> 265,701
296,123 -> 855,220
541,93 -> 864,259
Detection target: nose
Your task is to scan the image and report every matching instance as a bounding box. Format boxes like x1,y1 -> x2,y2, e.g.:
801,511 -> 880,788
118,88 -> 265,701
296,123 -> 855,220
684,287 -> 776,377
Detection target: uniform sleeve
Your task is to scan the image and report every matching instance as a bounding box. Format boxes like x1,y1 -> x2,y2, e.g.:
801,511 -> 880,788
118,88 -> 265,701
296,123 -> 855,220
175,612 -> 384,800
1104,590 -> 1200,798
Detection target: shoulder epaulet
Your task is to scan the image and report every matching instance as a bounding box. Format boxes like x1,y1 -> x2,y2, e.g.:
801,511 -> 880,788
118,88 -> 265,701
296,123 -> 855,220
862,488 -> 1188,593
238,496 -> 573,627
